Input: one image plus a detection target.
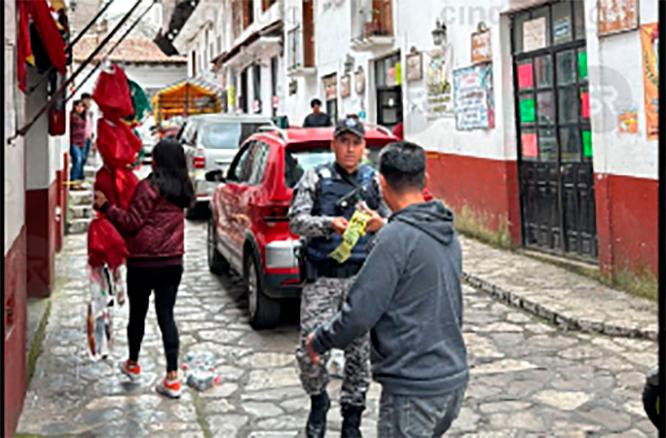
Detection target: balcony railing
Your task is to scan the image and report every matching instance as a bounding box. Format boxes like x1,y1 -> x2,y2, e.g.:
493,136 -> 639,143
287,26 -> 303,70
287,25 -> 315,74
350,0 -> 394,48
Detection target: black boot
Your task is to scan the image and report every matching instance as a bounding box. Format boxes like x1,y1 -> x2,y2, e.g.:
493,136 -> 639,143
306,392 -> 331,438
341,403 -> 364,438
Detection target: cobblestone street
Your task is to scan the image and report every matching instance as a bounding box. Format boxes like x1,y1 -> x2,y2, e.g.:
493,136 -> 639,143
17,221 -> 658,437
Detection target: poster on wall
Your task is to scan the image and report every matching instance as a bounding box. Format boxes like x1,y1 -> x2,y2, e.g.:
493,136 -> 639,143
227,85 -> 236,109
5,45 -> 16,141
598,0 -> 639,36
523,17 -> 546,52
406,51 -> 423,82
453,64 -> 495,130
640,23 -> 658,140
426,48 -> 454,119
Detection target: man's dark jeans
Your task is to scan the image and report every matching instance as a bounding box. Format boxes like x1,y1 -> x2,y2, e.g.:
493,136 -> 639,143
378,384 -> 466,437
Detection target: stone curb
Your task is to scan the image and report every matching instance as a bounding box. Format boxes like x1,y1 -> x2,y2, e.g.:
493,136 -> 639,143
462,272 -> 658,342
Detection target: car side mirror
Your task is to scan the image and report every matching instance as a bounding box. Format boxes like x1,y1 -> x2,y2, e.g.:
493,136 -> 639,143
205,169 -> 225,183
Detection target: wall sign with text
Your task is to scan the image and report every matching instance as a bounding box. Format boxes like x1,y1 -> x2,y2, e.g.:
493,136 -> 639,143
453,64 -> 495,130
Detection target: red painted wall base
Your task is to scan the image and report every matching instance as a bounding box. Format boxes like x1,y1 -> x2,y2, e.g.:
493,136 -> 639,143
426,152 -> 522,245
426,151 -> 658,277
595,173 -> 658,276
4,227 -> 28,438
25,181 -> 58,298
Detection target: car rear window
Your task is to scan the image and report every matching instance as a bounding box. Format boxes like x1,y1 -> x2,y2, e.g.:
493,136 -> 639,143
284,147 -> 382,188
201,122 -> 269,149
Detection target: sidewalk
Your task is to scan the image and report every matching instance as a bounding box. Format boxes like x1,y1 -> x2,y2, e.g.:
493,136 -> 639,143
460,236 -> 658,341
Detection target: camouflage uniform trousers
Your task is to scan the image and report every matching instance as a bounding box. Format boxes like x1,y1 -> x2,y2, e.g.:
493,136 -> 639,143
295,276 -> 371,408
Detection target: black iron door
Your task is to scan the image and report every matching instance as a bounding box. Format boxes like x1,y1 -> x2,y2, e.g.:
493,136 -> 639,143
512,1 -> 597,259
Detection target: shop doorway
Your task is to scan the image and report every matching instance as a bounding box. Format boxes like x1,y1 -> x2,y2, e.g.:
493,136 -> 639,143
512,1 -> 597,259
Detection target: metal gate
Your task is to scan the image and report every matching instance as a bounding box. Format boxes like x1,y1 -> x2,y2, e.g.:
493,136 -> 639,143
512,1 -> 597,259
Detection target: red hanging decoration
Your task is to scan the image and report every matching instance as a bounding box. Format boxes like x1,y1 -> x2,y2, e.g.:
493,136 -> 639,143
92,65 -> 134,120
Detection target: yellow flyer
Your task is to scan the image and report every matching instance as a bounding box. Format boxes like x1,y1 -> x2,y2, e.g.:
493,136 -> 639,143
329,209 -> 372,264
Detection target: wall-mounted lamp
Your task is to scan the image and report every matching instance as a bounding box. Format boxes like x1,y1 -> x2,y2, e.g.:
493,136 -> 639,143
431,19 -> 447,47
344,54 -> 355,73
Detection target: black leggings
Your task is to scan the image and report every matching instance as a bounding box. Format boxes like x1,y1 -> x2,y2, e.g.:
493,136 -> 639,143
127,265 -> 183,372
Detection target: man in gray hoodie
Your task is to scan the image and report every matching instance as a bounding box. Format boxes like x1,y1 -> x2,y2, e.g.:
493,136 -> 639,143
307,141 -> 468,437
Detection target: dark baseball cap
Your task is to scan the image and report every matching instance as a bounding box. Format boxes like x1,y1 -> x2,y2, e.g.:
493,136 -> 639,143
334,117 -> 365,138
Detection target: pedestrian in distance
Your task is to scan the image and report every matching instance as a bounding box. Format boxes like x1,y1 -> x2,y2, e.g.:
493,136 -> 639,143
93,139 -> 195,399
306,141 -> 469,437
69,99 -> 88,188
290,117 -> 389,437
303,98 -> 333,127
81,92 -> 95,166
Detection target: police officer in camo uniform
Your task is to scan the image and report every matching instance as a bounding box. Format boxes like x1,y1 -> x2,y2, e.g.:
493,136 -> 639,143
290,117 -> 389,437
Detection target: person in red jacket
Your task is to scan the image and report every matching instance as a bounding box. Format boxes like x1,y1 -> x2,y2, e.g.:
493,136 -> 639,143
94,139 -> 194,398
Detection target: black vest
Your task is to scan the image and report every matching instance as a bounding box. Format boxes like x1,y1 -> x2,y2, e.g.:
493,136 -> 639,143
306,163 -> 381,265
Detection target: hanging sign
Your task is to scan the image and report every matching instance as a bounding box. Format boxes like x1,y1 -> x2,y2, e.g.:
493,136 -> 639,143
453,63 -> 495,130
406,50 -> 423,82
340,74 -> 351,98
355,66 -> 366,94
323,74 -> 338,100
471,28 -> 492,64
288,79 -> 298,95
523,17 -> 546,52
598,0 -> 639,36
426,48 -> 454,119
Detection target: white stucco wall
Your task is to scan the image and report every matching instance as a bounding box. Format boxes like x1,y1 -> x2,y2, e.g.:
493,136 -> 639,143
4,0 -> 26,252
281,0 -> 659,182
24,69 -> 63,192
585,0 -> 658,179
401,0 -> 512,160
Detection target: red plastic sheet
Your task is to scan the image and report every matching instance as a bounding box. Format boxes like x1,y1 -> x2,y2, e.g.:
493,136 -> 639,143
88,217 -> 128,269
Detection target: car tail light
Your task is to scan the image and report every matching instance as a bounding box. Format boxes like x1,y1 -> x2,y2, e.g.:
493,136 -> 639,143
194,149 -> 206,169
258,203 -> 290,222
281,278 -> 301,286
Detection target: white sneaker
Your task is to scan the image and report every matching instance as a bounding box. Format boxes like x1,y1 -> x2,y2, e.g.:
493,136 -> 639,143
156,377 -> 182,399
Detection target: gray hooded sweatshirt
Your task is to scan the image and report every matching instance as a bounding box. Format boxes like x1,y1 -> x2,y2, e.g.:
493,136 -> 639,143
312,200 -> 468,396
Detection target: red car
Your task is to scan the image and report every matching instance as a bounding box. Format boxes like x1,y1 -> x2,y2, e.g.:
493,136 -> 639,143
206,126 -> 430,329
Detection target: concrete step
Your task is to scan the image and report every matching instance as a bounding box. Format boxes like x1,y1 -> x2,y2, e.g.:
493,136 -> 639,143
68,190 -> 93,207
68,205 -> 94,220
84,166 -> 98,180
66,218 -> 91,235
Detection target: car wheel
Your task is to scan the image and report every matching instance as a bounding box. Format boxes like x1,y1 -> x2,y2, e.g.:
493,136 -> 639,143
207,217 -> 229,275
244,251 -> 281,330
